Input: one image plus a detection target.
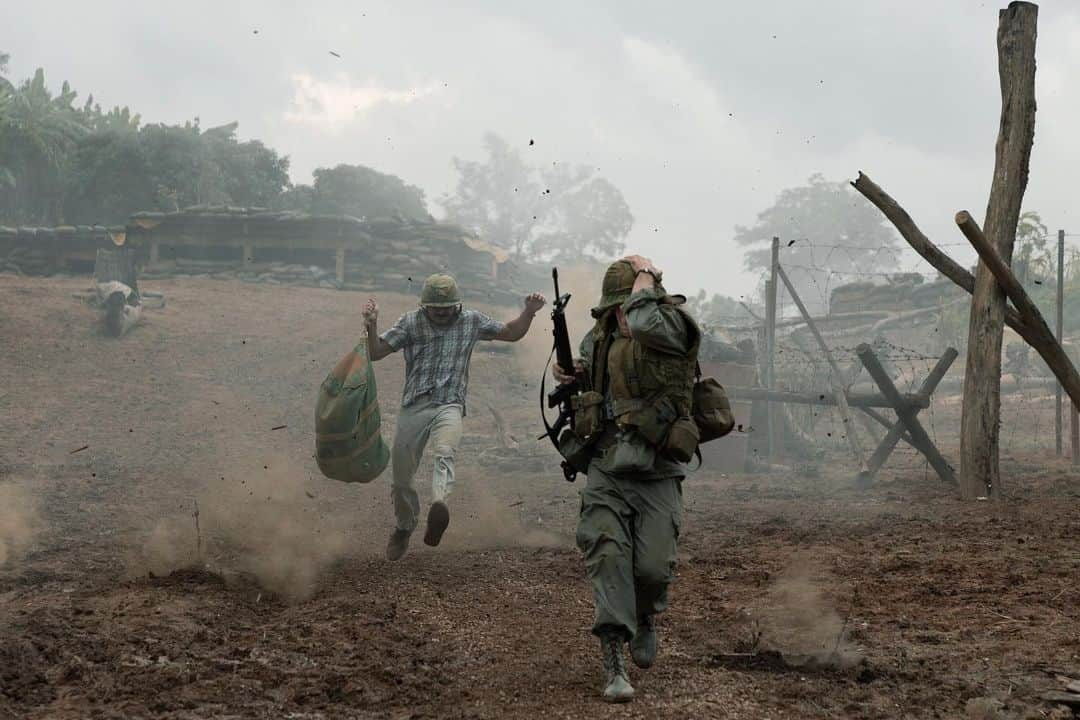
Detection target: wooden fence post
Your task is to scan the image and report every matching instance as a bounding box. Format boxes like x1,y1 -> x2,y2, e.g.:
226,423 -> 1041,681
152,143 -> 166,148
1057,228 -> 1065,456
959,1 -> 1038,499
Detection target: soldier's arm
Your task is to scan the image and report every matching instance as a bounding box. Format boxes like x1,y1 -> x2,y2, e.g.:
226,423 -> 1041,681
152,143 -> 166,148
623,289 -> 691,356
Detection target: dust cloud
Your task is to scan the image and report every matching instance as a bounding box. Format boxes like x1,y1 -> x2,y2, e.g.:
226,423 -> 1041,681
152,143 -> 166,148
135,454 -> 358,602
0,480 -> 40,568
756,553 -> 862,668
512,263 -> 603,385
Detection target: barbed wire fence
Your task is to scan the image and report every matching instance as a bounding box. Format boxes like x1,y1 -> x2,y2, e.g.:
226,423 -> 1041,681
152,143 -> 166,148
700,234 -> 1080,476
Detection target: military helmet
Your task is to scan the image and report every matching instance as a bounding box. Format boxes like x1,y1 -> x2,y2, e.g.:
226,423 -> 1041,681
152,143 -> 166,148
420,273 -> 462,307
591,260 -> 636,316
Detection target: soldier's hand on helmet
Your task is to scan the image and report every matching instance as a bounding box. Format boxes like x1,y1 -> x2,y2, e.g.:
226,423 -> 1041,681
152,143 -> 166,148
362,298 -> 378,328
524,292 -> 547,315
623,254 -> 662,279
553,359 -> 584,386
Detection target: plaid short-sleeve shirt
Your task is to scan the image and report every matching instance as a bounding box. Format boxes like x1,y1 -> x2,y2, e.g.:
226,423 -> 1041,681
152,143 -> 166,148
380,308 -> 505,411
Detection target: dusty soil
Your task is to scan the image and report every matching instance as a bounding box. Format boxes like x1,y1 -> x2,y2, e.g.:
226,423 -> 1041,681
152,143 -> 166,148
1,272 -> 1078,719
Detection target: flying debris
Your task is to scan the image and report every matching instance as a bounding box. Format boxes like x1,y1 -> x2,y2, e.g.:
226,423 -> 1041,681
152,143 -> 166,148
329,51 -> 341,58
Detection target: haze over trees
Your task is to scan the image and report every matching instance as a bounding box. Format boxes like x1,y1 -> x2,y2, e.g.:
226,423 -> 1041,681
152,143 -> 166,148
442,132 -> 633,262
735,174 -> 903,312
281,164 -> 432,222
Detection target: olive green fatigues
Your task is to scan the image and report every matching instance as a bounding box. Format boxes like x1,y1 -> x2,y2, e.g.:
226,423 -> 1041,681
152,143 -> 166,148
574,287 -> 693,641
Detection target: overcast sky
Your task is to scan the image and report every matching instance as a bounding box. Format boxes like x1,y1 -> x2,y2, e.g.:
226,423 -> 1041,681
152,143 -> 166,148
4,1 -> 1079,303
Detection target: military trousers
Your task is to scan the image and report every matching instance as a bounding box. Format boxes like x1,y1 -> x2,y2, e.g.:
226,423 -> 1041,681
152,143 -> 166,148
390,398 -> 463,532
575,463 -> 684,641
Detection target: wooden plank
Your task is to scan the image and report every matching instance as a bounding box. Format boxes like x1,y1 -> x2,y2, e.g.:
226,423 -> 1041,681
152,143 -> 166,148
858,344 -> 956,485
777,264 -> 867,475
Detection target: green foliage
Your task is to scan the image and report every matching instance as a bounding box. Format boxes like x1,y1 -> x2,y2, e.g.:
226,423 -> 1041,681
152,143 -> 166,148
0,58 -> 295,225
0,67 -> 89,222
309,164 -> 431,221
0,55 -> 439,229
735,174 -> 902,310
1013,210 -> 1049,286
442,132 -> 633,261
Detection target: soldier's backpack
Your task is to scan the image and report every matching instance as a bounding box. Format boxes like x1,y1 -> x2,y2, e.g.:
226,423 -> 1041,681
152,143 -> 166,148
314,343 -> 390,483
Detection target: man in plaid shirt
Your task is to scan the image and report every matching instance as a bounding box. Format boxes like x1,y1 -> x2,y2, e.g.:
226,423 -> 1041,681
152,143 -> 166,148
363,273 -> 546,560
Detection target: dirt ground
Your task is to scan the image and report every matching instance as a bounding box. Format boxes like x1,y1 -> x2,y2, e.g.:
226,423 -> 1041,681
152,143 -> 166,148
1,272 -> 1078,720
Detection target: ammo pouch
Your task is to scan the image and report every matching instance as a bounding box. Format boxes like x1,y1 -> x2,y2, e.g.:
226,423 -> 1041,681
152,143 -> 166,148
606,429 -> 657,473
664,416 -> 700,463
571,391 -> 605,440
558,428 -> 594,474
619,396 -> 678,447
692,377 -> 735,443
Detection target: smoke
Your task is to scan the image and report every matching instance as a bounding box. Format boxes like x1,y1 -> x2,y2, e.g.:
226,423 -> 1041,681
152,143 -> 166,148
134,454 -> 358,602
0,480 -> 40,568
755,553 -> 862,668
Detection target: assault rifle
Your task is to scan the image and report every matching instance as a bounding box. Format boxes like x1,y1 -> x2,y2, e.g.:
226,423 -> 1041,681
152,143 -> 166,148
540,268 -> 580,481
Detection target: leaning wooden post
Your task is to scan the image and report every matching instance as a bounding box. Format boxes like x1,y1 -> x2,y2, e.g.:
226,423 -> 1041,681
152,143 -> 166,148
959,1 -> 1038,500
776,264 -> 868,475
1056,228 -> 1065,456
957,211 -> 1080,418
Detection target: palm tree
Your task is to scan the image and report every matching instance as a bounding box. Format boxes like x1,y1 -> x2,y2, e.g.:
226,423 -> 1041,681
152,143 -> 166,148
0,51 -> 16,190
0,68 -> 88,222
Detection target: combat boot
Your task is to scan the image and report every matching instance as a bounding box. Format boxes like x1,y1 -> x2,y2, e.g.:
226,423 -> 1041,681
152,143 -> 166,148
630,615 -> 657,668
600,632 -> 635,703
424,501 -> 450,547
385,529 -> 412,561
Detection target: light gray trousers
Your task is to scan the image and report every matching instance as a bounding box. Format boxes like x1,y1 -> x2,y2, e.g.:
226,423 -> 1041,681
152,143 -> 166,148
390,399 -> 464,532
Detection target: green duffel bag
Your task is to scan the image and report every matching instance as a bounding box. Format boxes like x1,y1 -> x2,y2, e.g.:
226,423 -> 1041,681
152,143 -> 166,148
314,342 -> 390,483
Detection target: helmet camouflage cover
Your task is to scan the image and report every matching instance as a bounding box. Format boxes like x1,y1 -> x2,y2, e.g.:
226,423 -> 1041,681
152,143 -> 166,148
591,260 -> 636,317
420,273 -> 462,307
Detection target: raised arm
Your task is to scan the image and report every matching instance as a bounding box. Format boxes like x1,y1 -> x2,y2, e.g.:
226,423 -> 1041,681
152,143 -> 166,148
620,255 -> 690,355
362,298 -> 396,361
494,292 -> 547,342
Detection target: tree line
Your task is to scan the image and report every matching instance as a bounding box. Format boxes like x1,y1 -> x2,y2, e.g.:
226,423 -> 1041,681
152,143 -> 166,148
0,55 -> 635,266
